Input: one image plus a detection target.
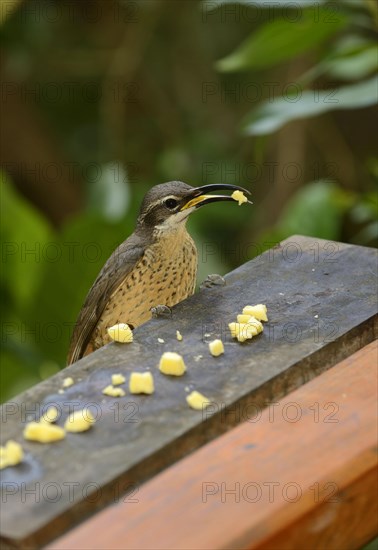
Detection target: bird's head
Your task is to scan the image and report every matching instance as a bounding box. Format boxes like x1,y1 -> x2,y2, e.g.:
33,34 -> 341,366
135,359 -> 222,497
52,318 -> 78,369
136,181 -> 251,233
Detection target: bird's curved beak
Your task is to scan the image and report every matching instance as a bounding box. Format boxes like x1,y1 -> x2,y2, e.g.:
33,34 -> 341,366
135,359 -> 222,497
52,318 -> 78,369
180,183 -> 252,211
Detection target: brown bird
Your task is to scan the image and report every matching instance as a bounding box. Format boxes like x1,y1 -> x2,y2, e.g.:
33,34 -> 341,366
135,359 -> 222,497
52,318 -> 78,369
67,181 -> 250,364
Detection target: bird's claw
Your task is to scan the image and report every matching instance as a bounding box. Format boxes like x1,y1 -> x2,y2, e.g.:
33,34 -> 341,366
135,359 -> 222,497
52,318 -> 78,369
151,305 -> 172,318
199,274 -> 226,290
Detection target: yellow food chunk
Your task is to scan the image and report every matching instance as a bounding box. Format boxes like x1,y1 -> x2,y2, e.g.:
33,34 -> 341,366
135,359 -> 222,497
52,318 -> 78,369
64,409 -> 95,433
40,406 -> 59,424
176,330 -> 183,341
159,352 -> 186,376
209,339 -> 224,357
107,323 -> 133,343
129,372 -> 154,394
5,440 -> 24,465
242,304 -> 268,322
23,422 -> 66,443
186,391 -> 211,410
246,317 -> 263,334
228,322 -> 256,342
111,374 -> 126,386
231,190 -> 248,206
0,440 -> 24,469
157,338 -> 165,344
229,322 -> 250,342
237,314 -> 253,324
63,377 -> 74,388
102,385 -> 126,397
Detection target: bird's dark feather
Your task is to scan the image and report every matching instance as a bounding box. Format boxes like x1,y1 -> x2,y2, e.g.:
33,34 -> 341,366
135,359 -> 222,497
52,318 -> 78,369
67,232 -> 145,364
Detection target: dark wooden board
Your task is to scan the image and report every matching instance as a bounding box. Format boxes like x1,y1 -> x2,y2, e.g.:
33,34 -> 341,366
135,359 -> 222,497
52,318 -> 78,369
0,236 -> 377,548
48,341 -> 378,550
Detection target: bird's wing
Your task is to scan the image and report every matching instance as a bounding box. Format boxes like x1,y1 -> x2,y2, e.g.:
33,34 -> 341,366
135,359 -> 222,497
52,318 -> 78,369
67,233 -> 145,365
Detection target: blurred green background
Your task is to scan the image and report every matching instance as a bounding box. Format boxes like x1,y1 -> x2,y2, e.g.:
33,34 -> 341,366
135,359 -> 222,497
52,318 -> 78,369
1,0 -> 377,402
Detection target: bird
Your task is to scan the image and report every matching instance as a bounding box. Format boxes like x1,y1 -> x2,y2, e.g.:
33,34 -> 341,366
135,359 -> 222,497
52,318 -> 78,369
67,181 -> 251,364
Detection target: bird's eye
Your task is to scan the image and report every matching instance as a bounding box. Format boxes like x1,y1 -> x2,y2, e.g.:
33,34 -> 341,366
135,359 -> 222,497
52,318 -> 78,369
164,198 -> 178,210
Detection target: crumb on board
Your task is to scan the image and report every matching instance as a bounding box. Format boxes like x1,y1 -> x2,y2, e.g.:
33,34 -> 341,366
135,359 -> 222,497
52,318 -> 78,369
62,377 -> 74,388
39,406 -> 59,424
0,441 -> 24,469
229,305 -> 267,343
111,374 -> 126,386
23,422 -> 66,443
102,385 -> 126,397
186,391 -> 211,410
159,352 -> 186,376
209,339 -> 224,357
129,372 -> 154,394
107,323 -> 133,343
242,304 -> 268,322
64,409 -> 95,433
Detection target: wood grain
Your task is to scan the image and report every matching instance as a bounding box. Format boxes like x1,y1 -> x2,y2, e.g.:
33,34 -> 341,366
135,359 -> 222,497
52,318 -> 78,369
49,341 -> 378,550
0,236 -> 377,548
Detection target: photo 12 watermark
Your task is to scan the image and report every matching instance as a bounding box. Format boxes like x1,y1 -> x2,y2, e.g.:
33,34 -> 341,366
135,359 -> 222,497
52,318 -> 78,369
201,480 -> 340,504
201,160 -> 339,184
200,239 -> 340,265
1,80 -> 140,105
1,480 -> 139,505
1,398 -> 142,425
1,1 -> 140,25
200,400 -> 340,425
201,2 -> 342,25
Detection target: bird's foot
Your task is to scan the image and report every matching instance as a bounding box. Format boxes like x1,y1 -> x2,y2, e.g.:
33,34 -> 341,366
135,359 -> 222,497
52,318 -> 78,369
200,274 -> 226,290
151,305 -> 172,318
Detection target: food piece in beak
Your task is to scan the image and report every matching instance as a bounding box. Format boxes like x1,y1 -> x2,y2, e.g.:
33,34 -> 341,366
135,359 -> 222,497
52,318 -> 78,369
181,183 -> 252,211
231,190 -> 248,205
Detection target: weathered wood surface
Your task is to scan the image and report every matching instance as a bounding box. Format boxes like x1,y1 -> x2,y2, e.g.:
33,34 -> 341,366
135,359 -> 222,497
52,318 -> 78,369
0,235 -> 377,548
49,341 -> 378,550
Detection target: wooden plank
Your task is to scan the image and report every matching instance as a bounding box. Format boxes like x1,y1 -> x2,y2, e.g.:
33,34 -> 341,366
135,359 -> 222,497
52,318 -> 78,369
0,236 -> 377,548
48,341 -> 378,550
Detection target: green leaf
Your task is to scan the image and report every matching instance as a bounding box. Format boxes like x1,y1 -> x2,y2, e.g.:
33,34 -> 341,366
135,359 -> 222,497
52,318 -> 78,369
277,180 -> 354,240
243,75 -> 378,135
300,37 -> 378,83
23,212 -> 135,364
216,7 -> 347,72
0,171 -> 53,310
326,44 -> 378,81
